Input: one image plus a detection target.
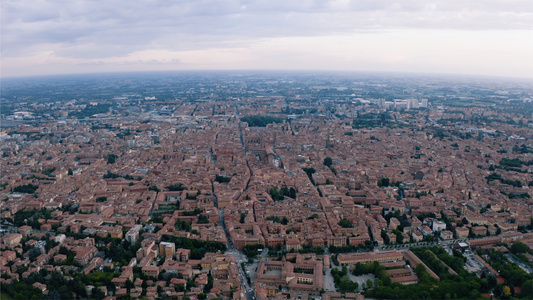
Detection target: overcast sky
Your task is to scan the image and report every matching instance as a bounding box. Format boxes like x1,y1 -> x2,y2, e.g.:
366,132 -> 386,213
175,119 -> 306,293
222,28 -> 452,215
2,0 -> 533,78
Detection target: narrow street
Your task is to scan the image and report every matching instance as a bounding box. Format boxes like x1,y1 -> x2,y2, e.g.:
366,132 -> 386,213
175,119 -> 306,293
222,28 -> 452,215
210,105 -> 255,299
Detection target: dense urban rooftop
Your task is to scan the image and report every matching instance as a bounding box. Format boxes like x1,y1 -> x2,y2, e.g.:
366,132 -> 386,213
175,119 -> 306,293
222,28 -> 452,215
1,71 -> 532,300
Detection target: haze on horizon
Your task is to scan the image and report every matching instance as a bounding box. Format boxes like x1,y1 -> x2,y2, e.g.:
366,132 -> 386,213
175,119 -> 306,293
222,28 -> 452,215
1,0 -> 533,79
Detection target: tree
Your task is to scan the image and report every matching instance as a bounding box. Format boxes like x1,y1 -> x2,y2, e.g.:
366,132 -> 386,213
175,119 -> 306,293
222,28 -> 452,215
377,177 -> 390,187
510,241 -> 528,254
204,275 -> 214,293
338,218 -> 352,228
381,230 -> 390,245
197,214 -> 209,224
215,175 -> 231,183
125,279 -> 134,290
302,168 -> 316,183
57,285 -> 73,300
103,171 -> 120,179
13,184 -> 39,194
96,196 -> 107,202
308,214 -> 319,220
269,187 -> 282,201
241,115 -> 283,127
92,287 -> 106,300
240,213 -> 247,223
167,183 -> 185,191
289,187 -> 297,199
521,279 -> 533,299
487,275 -> 497,288
324,157 -> 333,168
396,232 -> 404,244
149,185 -> 160,192
502,285 -> 511,298
366,278 -> 373,289
414,264 -> 426,277
106,154 -> 118,164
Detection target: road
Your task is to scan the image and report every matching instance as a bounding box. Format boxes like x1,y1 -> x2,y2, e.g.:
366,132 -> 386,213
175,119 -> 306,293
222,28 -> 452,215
323,268 -> 336,291
505,253 -> 533,274
374,239 -> 468,251
214,190 -> 254,299
148,191 -> 159,217
212,105 -> 256,299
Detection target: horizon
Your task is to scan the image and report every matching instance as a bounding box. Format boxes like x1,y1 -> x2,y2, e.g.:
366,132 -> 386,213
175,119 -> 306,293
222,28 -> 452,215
3,69 -> 533,83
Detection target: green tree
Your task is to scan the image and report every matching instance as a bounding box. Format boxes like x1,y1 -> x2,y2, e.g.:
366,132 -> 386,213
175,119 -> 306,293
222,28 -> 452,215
167,183 -> 185,191
241,115 -> 283,127
366,278 -> 373,289
92,287 -> 106,300
308,214 -> 319,220
13,184 -> 39,194
377,177 -> 390,187
510,241 -> 528,254
324,157 -> 333,168
106,154 -> 118,164
215,175 -> 231,183
521,279 -> 533,299
338,218 -> 352,228
289,187 -> 297,199
96,196 -> 107,202
149,185 -> 160,192
197,214 -> 209,224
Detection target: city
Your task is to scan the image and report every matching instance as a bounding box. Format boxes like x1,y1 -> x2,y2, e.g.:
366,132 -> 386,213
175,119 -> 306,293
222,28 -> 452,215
1,71 -> 533,300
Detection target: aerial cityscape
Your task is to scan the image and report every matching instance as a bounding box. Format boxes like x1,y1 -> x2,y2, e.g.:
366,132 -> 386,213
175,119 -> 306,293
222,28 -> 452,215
1,71 -> 532,300
2,0 -> 533,299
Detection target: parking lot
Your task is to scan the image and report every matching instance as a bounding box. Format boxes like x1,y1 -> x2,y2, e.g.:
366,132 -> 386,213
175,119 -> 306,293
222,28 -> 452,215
324,263 -> 377,291
348,273 -> 376,290
463,249 -> 484,273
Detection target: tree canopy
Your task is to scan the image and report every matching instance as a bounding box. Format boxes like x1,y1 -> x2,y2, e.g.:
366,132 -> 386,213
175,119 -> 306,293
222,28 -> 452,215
241,115 -> 283,127
323,157 -> 333,167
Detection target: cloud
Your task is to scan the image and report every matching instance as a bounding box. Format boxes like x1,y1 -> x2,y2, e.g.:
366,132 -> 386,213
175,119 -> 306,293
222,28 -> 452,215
1,0 -> 532,77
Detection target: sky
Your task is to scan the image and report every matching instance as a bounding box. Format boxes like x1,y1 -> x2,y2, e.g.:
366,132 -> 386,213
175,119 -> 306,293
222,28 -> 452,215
2,0 -> 533,79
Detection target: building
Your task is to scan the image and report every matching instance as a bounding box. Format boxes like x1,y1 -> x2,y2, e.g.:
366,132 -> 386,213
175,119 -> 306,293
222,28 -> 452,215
456,227 -> 469,239
472,226 -> 487,237
126,225 -> 142,245
19,226 -> 32,237
0,233 -> 22,247
407,99 -> 419,109
142,265 -> 160,278
441,230 -> 453,240
176,248 -> 190,262
159,242 -> 175,258
74,246 -> 98,265
254,254 -> 323,294
432,221 -> 446,232
337,250 -> 403,265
